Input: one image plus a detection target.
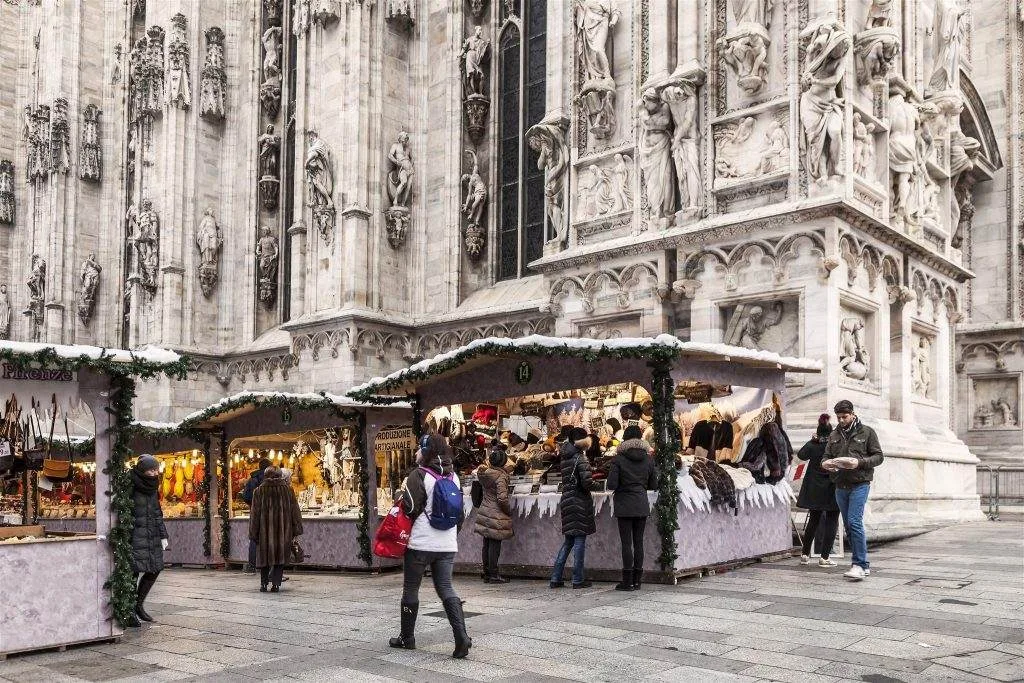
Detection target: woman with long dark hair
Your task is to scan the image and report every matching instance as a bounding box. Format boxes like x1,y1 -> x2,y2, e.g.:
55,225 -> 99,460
797,414 -> 840,567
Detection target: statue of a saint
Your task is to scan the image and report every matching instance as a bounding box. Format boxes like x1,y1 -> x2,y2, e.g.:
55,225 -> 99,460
576,0 -> 619,85
459,26 -> 490,97
386,131 -> 414,208
928,0 -> 967,93
305,130 -> 334,210
258,124 -> 281,179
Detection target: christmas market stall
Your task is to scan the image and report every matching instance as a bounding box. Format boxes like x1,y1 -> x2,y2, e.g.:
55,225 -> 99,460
350,335 -> 821,583
0,341 -> 187,655
176,391 -> 410,571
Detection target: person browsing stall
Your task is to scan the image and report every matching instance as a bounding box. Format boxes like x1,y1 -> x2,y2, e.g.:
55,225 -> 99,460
248,466 -> 303,593
607,426 -> 658,591
550,427 -> 598,589
474,445 -> 514,583
796,414 -> 840,568
125,454 -> 168,627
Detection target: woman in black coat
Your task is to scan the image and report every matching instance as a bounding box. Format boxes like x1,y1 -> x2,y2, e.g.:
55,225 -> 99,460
607,426 -> 658,591
796,414 -> 840,567
549,428 -> 596,589
127,454 -> 168,627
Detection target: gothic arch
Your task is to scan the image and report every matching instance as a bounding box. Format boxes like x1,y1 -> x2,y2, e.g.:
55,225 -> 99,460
959,72 -> 1003,172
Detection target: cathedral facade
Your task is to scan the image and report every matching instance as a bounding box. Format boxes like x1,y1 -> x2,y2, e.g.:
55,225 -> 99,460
0,0 -> 1020,528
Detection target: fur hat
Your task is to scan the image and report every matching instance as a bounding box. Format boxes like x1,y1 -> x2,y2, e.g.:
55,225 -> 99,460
569,427 -> 591,448
816,413 -> 833,438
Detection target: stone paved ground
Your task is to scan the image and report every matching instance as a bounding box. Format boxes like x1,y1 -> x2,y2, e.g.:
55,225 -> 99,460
3,520 -> 1022,683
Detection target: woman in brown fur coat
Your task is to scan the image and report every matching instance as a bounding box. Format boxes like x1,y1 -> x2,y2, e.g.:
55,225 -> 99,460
249,466 -> 303,592
474,448 -> 513,583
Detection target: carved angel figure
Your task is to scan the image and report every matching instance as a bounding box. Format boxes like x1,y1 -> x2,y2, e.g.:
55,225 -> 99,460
724,301 -> 783,350
386,131 -> 414,208
839,317 -> 871,381
526,116 -> 569,244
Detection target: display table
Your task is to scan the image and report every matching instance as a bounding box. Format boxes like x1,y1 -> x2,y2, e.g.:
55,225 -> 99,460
226,517 -> 367,570
163,518 -> 209,566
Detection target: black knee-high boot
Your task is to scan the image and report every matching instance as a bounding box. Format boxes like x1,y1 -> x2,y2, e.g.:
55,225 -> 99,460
389,601 -> 418,649
442,597 -> 472,659
136,572 -> 159,622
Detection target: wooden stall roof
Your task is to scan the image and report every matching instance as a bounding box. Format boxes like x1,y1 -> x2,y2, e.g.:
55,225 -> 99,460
178,390 -> 411,430
348,334 -> 823,400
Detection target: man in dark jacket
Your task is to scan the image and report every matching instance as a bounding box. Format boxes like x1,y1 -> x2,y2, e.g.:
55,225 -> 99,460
608,426 -> 658,591
549,428 -> 596,589
241,457 -> 272,573
822,400 -> 884,581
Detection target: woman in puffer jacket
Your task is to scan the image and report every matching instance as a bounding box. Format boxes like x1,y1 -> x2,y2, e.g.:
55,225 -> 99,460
549,427 -> 597,589
608,426 -> 658,591
474,448 -> 513,583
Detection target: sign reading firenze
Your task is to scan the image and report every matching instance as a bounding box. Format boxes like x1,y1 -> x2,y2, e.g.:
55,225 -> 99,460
0,363 -> 74,382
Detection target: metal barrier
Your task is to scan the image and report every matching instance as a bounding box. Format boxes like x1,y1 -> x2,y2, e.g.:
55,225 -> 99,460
977,465 -> 1024,520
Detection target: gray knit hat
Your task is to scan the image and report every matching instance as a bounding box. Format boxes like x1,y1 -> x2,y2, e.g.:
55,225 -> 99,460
136,454 -> 160,473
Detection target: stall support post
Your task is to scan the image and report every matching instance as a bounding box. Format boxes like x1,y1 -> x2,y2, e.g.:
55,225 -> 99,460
217,430 -> 231,562
410,393 -> 422,438
649,357 -> 681,573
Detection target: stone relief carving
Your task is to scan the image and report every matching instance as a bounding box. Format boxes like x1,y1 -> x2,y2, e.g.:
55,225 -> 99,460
0,160 -> 14,224
77,253 -> 101,325
461,149 -> 487,260
26,255 -> 45,336
145,26 -> 166,115
714,116 -> 759,179
460,26 -> 491,142
24,104 -> 50,182
800,21 -> 850,187
261,26 -> 283,118
0,284 -> 10,340
79,105 -> 102,181
911,334 -> 933,398
256,226 -> 279,307
129,198 -> 160,292
384,130 -> 414,249
200,27 -> 227,121
661,77 -> 703,219
756,117 -> 790,174
638,88 -> 675,221
259,124 -> 281,211
166,13 -> 191,109
293,0 -> 312,35
384,0 -> 415,27
195,208 -> 223,298
50,98 -> 71,175
575,0 -> 620,139
468,0 -> 486,19
577,155 -> 632,222
852,112 -> 876,180
526,113 -> 570,249
305,130 -> 335,242
718,0 -> 773,96
722,300 -> 797,357
927,0 -> 967,95
971,378 -> 1019,429
839,316 -> 871,381
610,153 -> 633,213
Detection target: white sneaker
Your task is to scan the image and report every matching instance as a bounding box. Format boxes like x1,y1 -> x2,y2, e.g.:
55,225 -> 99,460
818,557 -> 837,567
800,554 -> 811,565
844,565 -> 866,581
864,568 -> 870,576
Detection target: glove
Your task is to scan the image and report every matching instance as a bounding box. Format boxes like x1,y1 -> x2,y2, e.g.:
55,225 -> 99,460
161,538 -> 169,551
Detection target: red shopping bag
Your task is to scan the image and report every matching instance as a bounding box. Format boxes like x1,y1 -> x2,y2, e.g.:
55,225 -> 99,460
373,502 -> 413,558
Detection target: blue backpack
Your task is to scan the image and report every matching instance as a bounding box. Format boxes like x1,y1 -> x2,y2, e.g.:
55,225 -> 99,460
420,467 -> 463,530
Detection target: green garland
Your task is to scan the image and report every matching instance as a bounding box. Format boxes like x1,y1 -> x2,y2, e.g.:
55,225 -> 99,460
218,430 -> 230,561
650,358 -> 681,571
200,435 -> 212,557
353,412 -> 371,565
178,391 -> 346,431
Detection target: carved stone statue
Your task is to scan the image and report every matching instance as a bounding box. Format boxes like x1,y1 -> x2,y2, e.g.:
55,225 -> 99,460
575,0 -> 620,138
200,27 -> 227,121
77,254 -> 102,325
384,0 -> 415,27
79,105 -> 102,181
195,208 -> 223,298
526,114 -> 569,247
263,26 -> 283,78
256,226 -> 279,307
993,398 -> 1017,427
724,301 -> 783,349
459,26 -> 490,97
133,198 -> 160,291
305,130 -> 335,241
24,104 -> 50,182
800,22 -> 850,186
719,0 -> 773,96
386,131 -> 414,208
661,80 -> 702,219
610,153 -> 633,213
714,116 -> 756,179
26,254 -> 46,334
852,113 -> 876,180
577,164 -> 614,221
0,160 -> 14,224
888,86 -> 925,231
461,149 -> 488,259
0,284 -> 10,340
292,0 -> 312,35
732,0 -> 773,25
638,88 -> 676,222
260,70 -> 282,118
928,0 -> 967,94
259,124 -> 281,179
166,14 -> 191,109
912,336 -> 932,397
839,317 -> 871,381
855,25 -> 899,85
866,0 -> 893,28
50,98 -> 71,175
145,26 -> 166,115
313,0 -> 341,26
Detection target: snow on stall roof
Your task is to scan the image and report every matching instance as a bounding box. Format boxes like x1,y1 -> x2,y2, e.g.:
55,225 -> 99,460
0,339 -> 181,366
133,420 -> 181,432
349,334 -> 822,397
179,390 -> 410,427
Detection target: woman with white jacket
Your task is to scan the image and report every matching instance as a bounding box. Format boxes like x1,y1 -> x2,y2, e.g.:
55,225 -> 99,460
388,433 -> 472,659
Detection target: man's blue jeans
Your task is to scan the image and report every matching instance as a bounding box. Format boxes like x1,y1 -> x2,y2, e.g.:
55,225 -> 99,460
551,535 -> 587,585
835,483 -> 870,569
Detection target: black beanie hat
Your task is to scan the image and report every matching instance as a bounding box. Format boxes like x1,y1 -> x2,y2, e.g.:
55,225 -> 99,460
136,454 -> 160,473
623,425 -> 643,441
816,413 -> 833,438
834,399 -> 854,414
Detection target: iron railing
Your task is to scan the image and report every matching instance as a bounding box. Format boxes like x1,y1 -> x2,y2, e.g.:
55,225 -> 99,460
977,465 -> 1024,520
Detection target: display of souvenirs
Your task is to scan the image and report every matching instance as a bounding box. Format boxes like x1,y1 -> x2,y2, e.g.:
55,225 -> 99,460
143,451 -> 206,518
37,461 -> 97,519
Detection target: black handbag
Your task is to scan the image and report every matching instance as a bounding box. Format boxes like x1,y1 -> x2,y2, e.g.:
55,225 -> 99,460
470,479 -> 483,508
290,539 -> 308,564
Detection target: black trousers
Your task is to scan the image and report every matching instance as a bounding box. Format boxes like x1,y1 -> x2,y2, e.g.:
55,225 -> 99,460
260,564 -> 285,587
481,538 -> 502,577
802,509 -> 840,558
136,571 -> 160,604
617,517 -> 647,570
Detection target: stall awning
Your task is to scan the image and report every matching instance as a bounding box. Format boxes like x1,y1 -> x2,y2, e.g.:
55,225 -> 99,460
178,390 -> 411,430
348,334 -> 822,401
0,340 -> 182,367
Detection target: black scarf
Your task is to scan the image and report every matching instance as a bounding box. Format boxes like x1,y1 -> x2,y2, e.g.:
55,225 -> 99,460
131,468 -> 159,496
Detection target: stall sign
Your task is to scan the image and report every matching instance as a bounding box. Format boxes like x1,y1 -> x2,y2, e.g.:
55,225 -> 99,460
677,384 -> 713,404
375,426 -> 415,453
515,361 -> 533,386
1,364 -> 74,382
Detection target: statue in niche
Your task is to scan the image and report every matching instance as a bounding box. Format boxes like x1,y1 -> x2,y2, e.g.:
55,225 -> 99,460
714,116 -> 756,179
386,131 -> 414,208
461,149 -> 488,260
195,208 -> 223,298
575,0 -> 620,139
133,198 -> 160,290
912,336 -> 932,397
459,26 -> 490,98
856,29 -> 899,85
839,317 -> 871,381
26,255 -> 45,332
200,27 -> 227,121
928,0 -> 967,94
852,112 -> 876,180
0,284 -> 10,340
24,104 -> 50,182
576,164 -> 614,221
259,124 -> 281,179
724,302 -> 783,350
78,254 -> 102,325
262,26 -> 283,78
888,86 -> 925,231
166,14 -> 191,109
79,105 -> 102,181
610,153 -> 633,213
305,130 -> 335,241
993,398 -> 1017,427
292,0 -> 311,35
865,0 -> 893,28
145,26 -> 166,115
756,118 -> 789,174
800,22 -> 850,186
637,88 -> 675,221
661,79 -> 702,219
256,226 -> 279,307
50,98 -> 71,174
525,114 -> 569,247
